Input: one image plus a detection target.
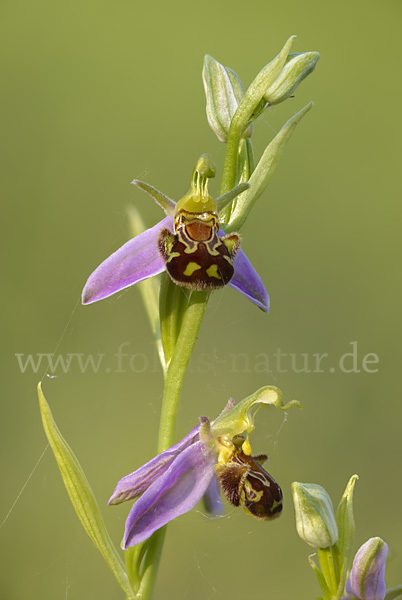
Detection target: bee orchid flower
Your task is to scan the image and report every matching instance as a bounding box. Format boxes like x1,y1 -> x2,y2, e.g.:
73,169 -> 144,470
108,386 -> 300,548
82,155 -> 269,311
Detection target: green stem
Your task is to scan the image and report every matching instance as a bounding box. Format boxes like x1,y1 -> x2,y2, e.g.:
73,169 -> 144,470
125,546 -> 142,596
134,289 -> 210,600
159,275 -> 189,368
136,528 -> 167,600
318,547 -> 340,599
219,132 -> 255,227
158,290 -> 209,452
245,137 -> 255,175
220,121 -> 242,195
220,88 -> 264,194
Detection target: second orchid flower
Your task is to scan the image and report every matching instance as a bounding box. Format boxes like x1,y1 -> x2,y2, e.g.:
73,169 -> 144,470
108,386 -> 301,547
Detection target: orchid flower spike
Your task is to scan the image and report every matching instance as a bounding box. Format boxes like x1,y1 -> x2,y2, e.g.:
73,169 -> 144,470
108,386 -> 300,548
82,155 -> 269,311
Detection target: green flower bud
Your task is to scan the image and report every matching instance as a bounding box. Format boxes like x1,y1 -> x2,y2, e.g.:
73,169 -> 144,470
202,55 -> 252,142
263,51 -> 320,105
292,482 -> 338,548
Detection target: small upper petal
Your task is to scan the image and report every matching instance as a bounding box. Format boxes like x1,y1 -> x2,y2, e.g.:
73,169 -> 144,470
229,248 -> 270,312
108,425 -> 200,505
123,440 -> 217,547
82,216 -> 173,304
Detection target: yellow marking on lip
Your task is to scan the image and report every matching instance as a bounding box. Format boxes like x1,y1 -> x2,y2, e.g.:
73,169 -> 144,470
270,498 -> 282,511
166,251 -> 181,263
183,245 -> 198,254
183,262 -> 202,276
244,481 -> 264,503
206,264 -> 222,280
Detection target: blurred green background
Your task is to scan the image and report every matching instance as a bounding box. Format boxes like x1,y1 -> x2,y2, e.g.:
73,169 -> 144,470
2,0 -> 401,598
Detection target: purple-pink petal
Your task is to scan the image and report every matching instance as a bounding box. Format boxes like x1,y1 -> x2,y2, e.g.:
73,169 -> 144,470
81,216 -> 173,304
229,249 -> 270,312
123,440 -> 217,547
108,425 -> 200,505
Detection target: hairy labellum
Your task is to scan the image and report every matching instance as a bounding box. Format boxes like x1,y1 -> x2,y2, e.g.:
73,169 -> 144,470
159,209 -> 240,290
215,447 -> 283,520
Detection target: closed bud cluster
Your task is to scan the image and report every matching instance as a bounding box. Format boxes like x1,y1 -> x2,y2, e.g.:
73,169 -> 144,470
202,38 -> 319,143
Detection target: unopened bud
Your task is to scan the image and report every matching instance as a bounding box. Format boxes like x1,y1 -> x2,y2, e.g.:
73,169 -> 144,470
345,537 -> 388,600
202,55 -> 251,142
292,481 -> 338,548
264,51 -> 320,105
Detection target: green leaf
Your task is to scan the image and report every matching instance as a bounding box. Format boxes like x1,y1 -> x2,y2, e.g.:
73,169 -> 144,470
37,383 -> 136,600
